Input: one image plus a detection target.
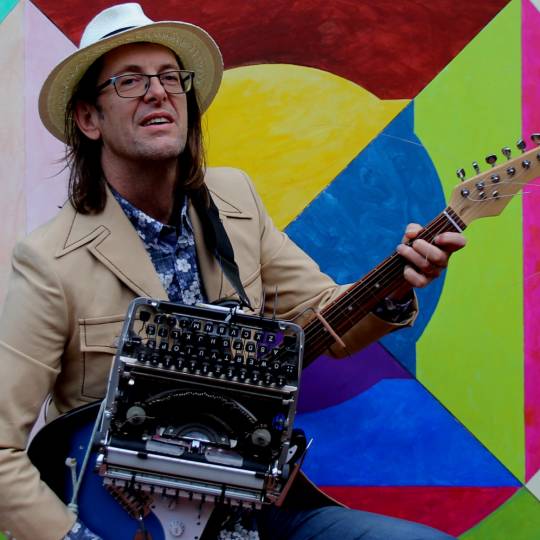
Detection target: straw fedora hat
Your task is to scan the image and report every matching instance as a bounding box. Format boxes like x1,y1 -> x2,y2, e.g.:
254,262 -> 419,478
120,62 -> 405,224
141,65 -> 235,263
39,3 -> 224,143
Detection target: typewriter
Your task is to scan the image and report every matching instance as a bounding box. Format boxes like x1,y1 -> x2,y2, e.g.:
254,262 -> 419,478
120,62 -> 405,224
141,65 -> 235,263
95,297 -> 305,512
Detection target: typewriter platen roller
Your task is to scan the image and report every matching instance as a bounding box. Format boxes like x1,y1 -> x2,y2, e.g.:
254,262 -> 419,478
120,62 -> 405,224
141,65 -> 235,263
96,297 -> 305,508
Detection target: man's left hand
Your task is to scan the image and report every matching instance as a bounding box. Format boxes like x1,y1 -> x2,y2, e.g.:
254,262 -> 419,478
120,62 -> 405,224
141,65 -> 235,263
395,223 -> 467,288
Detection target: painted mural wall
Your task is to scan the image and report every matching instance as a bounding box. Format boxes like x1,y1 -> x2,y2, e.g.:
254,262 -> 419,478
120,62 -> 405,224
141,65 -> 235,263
1,0 -> 539,537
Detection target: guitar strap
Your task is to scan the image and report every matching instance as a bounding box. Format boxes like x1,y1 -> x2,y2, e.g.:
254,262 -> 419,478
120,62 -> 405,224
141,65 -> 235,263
190,186 -> 253,310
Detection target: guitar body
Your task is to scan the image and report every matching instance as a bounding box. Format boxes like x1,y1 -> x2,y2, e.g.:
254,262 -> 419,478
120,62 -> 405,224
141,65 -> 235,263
28,402 -> 213,540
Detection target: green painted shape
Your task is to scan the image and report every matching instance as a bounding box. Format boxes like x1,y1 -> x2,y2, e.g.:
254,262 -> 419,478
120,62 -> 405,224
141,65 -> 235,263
0,0 -> 18,23
415,0 -> 523,481
460,489 -> 540,539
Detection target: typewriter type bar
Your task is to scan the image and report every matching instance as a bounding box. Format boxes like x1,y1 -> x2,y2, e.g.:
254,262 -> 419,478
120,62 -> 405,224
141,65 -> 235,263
97,298 -> 305,506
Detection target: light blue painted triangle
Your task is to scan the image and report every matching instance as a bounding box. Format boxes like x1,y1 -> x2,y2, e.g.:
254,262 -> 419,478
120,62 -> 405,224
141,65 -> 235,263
0,0 -> 18,23
285,103 -> 444,374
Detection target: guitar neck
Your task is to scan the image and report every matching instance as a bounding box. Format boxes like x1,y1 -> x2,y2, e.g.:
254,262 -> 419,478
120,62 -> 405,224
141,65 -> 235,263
302,206 -> 466,367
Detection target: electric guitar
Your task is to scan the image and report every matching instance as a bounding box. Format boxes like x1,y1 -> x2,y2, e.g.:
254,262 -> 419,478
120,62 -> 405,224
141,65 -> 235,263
28,138 -> 540,540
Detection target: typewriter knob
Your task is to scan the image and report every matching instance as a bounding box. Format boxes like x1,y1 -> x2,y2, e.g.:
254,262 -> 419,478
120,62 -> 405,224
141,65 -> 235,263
126,405 -> 146,425
251,427 -> 271,447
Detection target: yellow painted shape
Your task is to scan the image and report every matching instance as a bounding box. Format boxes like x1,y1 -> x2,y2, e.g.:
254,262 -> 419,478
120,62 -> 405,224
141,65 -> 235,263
205,64 -> 408,229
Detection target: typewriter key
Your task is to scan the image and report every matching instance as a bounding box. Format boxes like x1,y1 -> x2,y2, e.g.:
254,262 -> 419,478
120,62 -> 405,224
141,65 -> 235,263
241,328 -> 251,339
191,320 -> 202,331
157,327 -> 168,337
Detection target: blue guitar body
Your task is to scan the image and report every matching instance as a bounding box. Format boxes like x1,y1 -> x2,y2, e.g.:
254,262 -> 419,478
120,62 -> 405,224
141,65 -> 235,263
28,402 -> 213,540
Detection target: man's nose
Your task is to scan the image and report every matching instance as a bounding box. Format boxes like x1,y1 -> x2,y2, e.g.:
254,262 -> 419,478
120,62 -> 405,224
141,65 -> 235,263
143,75 -> 167,102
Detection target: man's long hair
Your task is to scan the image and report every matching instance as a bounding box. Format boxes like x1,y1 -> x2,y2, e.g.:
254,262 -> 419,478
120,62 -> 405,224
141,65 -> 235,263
63,52 -> 206,214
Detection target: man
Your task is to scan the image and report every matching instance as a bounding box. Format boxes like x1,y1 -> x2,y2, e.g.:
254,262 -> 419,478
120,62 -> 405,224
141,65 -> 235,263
0,4 -> 465,540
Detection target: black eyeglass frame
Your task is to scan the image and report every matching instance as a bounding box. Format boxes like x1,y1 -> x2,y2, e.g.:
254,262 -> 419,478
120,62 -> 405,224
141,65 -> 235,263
95,70 -> 195,98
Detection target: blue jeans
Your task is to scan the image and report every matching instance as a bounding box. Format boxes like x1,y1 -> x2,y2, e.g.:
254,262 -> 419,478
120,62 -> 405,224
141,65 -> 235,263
259,505 -> 456,540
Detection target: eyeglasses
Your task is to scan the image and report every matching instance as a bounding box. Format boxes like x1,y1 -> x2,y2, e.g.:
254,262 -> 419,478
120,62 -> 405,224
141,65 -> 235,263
95,70 -> 195,98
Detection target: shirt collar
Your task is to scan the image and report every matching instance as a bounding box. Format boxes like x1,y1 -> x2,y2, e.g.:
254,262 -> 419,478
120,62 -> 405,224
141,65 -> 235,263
111,187 -> 193,245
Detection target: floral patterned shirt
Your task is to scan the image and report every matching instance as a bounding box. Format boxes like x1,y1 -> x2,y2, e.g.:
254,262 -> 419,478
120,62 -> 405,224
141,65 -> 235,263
112,189 -> 205,305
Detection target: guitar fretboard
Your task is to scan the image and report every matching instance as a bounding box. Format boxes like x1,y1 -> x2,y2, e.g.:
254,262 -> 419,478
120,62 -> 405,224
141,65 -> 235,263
302,206 -> 466,367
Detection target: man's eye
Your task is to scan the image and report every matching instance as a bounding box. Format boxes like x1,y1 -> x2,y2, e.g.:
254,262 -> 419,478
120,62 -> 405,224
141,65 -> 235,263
161,73 -> 181,83
118,75 -> 142,87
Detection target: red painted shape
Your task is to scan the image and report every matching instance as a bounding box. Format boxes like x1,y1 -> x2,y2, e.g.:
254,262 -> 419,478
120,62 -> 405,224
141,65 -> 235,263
33,0 -> 510,99
522,0 -> 540,483
321,486 -> 518,536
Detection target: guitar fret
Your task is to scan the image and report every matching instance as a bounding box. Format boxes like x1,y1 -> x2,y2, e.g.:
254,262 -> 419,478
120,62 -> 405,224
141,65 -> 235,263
302,207 -> 469,367
443,208 -> 465,233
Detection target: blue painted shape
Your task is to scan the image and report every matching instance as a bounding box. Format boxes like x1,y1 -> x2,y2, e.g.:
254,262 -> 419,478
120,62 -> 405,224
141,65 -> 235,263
295,379 -> 520,487
285,102 -> 446,373
0,0 -> 18,23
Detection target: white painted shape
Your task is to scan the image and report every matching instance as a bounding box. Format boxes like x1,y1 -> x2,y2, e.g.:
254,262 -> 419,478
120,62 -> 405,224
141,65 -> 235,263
25,0 -> 75,231
0,1 -> 26,307
531,0 -> 540,13
526,467 -> 540,501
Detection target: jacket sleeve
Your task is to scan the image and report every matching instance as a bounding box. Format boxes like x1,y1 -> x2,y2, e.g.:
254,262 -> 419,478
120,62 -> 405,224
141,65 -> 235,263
241,171 -> 417,356
0,242 -> 76,540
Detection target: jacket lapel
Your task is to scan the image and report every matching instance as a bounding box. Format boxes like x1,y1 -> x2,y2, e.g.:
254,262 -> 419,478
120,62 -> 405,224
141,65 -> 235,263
56,189 -> 168,300
54,178 -> 252,304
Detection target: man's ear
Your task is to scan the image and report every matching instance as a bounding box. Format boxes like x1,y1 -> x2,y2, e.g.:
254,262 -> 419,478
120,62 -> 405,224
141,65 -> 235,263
74,101 -> 102,141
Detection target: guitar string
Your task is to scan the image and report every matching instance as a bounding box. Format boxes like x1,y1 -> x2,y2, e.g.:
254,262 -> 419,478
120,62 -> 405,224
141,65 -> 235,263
302,256 -> 441,358
300,175 -> 540,361
320,215 -> 452,321
301,213 -> 455,361
459,179 -> 540,203
315,214 -> 452,315
302,222 -> 451,361
295,176 -> 539,362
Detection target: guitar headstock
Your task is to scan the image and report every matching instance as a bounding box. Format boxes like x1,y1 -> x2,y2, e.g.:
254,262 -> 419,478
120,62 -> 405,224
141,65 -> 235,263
449,135 -> 540,226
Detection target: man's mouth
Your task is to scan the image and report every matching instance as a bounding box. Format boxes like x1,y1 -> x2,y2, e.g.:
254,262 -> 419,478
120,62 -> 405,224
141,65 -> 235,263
142,116 -> 172,126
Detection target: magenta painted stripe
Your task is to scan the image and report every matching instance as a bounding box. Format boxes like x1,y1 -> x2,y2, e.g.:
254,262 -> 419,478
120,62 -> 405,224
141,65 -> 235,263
522,0 -> 540,481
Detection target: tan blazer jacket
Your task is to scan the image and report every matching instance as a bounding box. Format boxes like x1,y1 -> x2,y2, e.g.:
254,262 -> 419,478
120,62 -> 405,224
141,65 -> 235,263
0,167 -> 414,540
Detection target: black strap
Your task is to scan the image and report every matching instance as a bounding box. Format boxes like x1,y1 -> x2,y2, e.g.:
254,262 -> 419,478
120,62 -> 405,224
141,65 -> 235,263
191,187 -> 253,310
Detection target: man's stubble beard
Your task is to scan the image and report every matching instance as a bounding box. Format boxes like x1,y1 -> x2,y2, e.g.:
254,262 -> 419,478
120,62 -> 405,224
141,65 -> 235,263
132,140 -> 186,162
103,135 -> 187,168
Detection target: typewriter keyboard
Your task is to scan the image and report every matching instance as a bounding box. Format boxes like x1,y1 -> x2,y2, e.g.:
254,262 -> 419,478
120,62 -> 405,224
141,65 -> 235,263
119,299 -> 303,389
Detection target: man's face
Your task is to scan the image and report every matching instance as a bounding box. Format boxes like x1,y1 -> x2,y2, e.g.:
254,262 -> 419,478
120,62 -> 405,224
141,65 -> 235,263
81,42 -> 189,169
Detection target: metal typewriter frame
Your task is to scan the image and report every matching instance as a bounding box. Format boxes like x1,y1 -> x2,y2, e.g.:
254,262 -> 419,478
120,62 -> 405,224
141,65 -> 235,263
95,297 -> 305,508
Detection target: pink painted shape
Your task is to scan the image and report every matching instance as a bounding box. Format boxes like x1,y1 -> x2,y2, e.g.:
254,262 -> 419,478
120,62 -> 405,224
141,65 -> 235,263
321,486 -> 518,537
24,1 -> 74,232
522,0 -> 540,482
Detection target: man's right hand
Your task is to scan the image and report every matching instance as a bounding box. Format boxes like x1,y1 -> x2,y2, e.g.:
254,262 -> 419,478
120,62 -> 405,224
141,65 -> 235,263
63,519 -> 103,540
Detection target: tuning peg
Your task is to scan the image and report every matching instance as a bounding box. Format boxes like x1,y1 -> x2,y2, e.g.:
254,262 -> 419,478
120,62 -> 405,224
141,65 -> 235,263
517,139 -> 527,152
502,147 -> 511,159
472,161 -> 480,174
531,133 -> 540,146
456,168 -> 465,181
485,155 -> 497,167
